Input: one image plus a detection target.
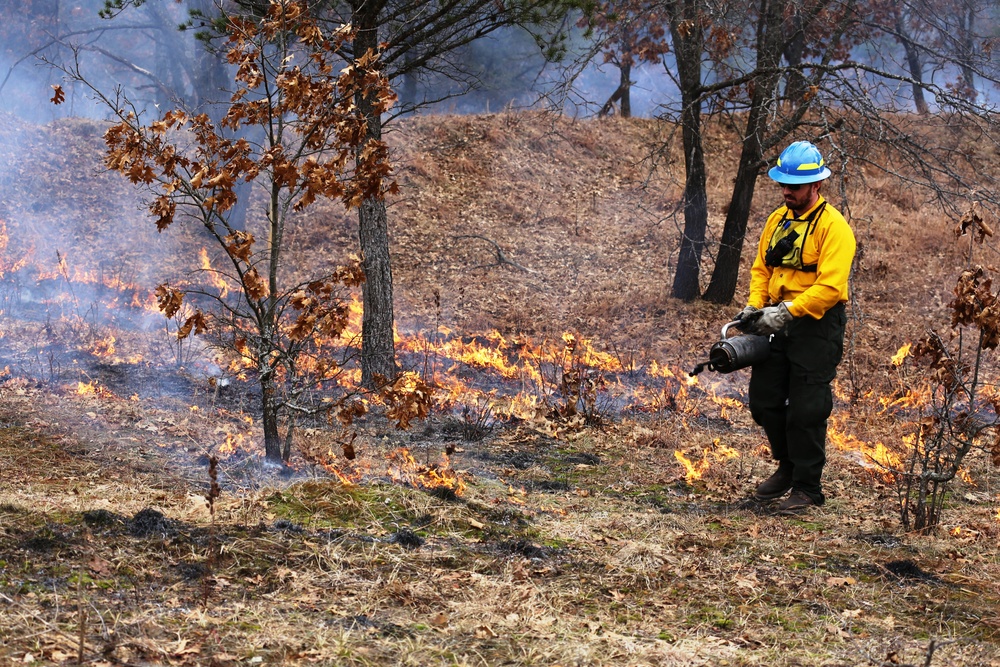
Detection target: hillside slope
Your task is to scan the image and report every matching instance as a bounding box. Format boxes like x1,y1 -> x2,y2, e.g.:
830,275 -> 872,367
0,112 -> 996,667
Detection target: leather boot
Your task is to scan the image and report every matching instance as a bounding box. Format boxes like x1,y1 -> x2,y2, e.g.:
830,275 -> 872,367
754,462 -> 793,500
777,489 -> 819,514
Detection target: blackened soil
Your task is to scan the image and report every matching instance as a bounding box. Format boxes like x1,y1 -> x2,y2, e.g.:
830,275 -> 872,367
127,508 -> 174,538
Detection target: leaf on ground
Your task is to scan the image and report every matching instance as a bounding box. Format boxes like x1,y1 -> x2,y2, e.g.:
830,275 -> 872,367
88,555 -> 112,576
826,576 -> 856,587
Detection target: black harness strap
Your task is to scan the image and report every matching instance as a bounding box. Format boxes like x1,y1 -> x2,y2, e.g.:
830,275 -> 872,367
766,202 -> 827,273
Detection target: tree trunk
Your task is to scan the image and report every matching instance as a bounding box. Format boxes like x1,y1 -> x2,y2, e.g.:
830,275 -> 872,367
619,60 -> 632,118
353,0 -> 398,388
399,70 -> 418,111
261,373 -> 283,462
902,40 -> 929,114
957,1 -> 977,102
188,0 -> 228,115
703,0 -> 787,303
358,194 -> 398,386
781,6 -> 807,105
598,82 -> 625,117
702,155 -> 762,303
670,134 -> 708,301
894,10 -> 929,114
668,3 -> 707,301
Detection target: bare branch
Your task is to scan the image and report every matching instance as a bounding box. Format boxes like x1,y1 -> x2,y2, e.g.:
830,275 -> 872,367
454,234 -> 538,273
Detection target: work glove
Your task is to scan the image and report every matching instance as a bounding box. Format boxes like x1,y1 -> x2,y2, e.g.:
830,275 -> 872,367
734,305 -> 758,322
751,302 -> 794,335
733,305 -> 761,330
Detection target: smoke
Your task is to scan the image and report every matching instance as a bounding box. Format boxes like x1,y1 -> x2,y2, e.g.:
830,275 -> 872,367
403,26 -> 679,118
1,0 -> 215,124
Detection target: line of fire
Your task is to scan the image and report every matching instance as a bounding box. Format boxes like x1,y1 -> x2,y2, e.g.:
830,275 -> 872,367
0,220 -> 979,514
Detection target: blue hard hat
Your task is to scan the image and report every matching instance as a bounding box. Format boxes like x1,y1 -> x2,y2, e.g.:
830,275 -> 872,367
768,141 -> 832,184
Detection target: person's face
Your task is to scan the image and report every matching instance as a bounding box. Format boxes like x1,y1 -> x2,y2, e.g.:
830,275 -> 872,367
781,181 -> 820,214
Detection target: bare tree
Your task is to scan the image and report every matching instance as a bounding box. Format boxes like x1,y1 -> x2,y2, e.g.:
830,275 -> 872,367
648,0 -> 853,301
566,0 -> 1000,303
581,0 -> 1000,303
0,1 -> 232,118
576,0 -> 671,118
868,0 -> 935,114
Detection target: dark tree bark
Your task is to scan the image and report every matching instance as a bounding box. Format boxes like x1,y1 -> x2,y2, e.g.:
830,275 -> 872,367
398,45 -> 419,111
188,0 -> 229,114
619,59 -> 632,118
352,0 -> 399,388
901,41 -> 929,114
399,70 -> 419,110
701,150 -> 764,303
893,8 -> 929,114
782,5 -> 807,105
261,373 -> 282,462
955,0 -> 978,101
668,0 -> 708,301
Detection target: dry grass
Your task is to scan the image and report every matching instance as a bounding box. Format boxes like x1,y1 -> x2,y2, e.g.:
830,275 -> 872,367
0,112 -> 998,666
1,372 -> 998,666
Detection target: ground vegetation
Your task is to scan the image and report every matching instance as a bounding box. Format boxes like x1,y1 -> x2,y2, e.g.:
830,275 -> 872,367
0,110 -> 997,665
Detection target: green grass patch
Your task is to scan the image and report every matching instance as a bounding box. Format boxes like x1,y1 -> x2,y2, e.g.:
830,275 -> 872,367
266,480 -> 419,530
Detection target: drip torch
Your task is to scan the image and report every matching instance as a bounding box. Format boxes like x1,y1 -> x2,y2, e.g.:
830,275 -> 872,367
689,317 -> 771,376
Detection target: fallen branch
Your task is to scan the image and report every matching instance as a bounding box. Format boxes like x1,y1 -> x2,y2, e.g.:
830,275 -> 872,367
454,235 -> 537,274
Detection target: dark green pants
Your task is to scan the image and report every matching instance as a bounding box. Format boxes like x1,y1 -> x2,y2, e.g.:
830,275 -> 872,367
748,303 -> 846,504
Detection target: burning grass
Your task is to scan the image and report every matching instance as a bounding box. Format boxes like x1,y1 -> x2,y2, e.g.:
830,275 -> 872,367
1,389 -> 999,666
0,112 -> 999,664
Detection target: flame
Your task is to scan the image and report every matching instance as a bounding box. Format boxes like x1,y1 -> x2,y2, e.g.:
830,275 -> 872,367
217,429 -> 264,457
218,432 -> 240,455
878,387 -> 929,411
75,380 -> 117,399
13,238 -> 946,504
387,447 -> 466,496
199,247 -> 231,298
891,343 -> 912,367
91,333 -> 117,358
325,464 -> 362,486
958,467 -> 976,486
0,219 -> 30,279
674,438 -> 740,484
827,412 -> 904,482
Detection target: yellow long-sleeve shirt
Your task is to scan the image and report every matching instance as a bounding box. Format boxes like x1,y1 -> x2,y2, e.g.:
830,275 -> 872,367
748,195 -> 856,320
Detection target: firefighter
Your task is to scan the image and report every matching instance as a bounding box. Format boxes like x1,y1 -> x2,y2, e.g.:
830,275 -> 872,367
735,141 -> 856,514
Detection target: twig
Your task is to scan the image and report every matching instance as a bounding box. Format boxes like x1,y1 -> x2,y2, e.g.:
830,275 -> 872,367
454,235 -> 537,274
923,639 -> 959,667
202,456 -> 221,609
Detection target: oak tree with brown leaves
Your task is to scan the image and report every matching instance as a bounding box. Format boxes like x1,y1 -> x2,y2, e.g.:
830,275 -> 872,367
61,1 -> 398,463
894,209 -> 1000,531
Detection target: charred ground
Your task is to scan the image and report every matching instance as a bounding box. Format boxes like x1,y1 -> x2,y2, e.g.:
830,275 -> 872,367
0,112 -> 997,666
